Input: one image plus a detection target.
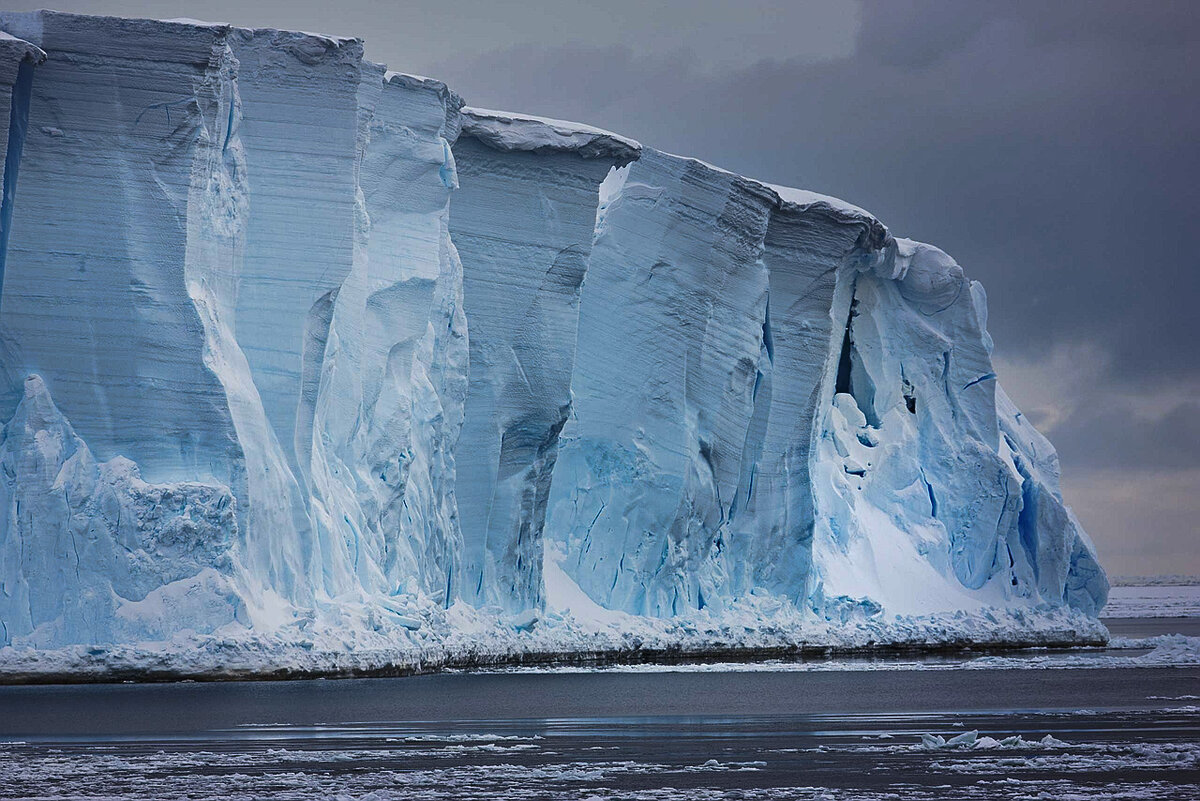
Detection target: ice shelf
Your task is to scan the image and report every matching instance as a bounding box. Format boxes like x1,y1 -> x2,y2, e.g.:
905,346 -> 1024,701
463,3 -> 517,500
0,10 -> 1107,676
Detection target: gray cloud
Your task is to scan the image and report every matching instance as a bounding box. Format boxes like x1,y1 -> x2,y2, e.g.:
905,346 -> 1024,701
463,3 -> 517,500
1052,401 -> 1200,473
0,0 -> 861,70
432,1 -> 1199,387
1062,468 -> 1200,577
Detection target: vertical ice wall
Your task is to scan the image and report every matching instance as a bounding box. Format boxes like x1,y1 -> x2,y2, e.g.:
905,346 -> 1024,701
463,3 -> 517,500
225,28 -> 363,480
449,110 -> 638,612
0,12 -> 257,645
0,12 -> 478,647
357,73 -> 468,603
0,12 -> 245,485
216,33 -> 470,605
544,161 -> 1105,620
724,189 -> 889,603
305,69 -> 468,603
546,149 -> 779,617
0,10 -> 1107,654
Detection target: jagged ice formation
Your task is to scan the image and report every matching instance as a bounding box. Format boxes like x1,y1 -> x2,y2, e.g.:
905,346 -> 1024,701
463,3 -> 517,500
0,11 -> 1107,676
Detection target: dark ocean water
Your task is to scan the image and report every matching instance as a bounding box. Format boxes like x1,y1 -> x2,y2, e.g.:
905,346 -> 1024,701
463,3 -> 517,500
0,658 -> 1197,800
1104,615 -> 1200,638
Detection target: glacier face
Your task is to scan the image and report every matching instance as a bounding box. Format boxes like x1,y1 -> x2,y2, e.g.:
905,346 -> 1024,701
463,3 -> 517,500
450,108 -> 637,614
545,149 -> 779,617
0,10 -> 1106,670
808,237 -> 1107,620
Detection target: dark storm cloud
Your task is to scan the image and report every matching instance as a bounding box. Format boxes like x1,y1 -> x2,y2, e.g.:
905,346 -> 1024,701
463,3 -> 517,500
1051,400 -> 1200,473
430,1 -> 1199,392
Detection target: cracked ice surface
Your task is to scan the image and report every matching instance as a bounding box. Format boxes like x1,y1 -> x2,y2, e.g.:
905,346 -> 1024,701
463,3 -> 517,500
0,10 -> 1107,675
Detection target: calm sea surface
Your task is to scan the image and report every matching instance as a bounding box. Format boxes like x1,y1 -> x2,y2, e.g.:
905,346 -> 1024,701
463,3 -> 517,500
1,649 -> 1198,800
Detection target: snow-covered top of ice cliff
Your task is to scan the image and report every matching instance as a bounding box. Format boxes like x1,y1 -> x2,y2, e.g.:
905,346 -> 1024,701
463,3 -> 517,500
769,183 -> 878,226
0,10 -> 232,62
230,25 -> 363,70
0,29 -> 44,84
461,107 -> 641,162
634,146 -> 887,242
385,71 -> 464,111
0,31 -> 45,64
0,10 -> 366,69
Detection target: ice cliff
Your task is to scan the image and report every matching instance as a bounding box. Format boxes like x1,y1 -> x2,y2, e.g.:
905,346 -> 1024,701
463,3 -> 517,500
0,11 -> 1107,676
450,108 -> 638,614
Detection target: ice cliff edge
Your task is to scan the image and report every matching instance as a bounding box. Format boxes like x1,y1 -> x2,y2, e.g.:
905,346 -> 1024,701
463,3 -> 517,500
0,11 -> 1106,677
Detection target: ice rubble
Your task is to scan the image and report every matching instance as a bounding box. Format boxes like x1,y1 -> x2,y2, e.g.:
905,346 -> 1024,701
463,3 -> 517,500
0,10 -> 1106,676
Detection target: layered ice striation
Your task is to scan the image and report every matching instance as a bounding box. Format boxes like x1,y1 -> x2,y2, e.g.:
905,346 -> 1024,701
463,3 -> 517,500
303,68 -> 468,606
0,11 -> 468,649
546,150 -> 780,617
450,108 -> 637,613
0,10 -> 1106,670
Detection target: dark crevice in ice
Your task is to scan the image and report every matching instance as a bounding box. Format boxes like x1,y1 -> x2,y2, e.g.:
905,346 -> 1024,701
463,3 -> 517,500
902,374 -> 917,415
962,372 -> 997,392
1015,461 -> 1040,584
921,470 -> 938,518
835,299 -> 879,426
835,300 -> 855,396
0,60 -> 35,294
761,294 -> 775,365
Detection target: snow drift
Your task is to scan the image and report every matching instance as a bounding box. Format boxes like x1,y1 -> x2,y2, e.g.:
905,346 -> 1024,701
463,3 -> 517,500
0,11 -> 1106,677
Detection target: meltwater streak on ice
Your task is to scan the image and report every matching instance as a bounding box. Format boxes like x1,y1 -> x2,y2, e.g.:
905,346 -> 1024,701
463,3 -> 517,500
0,10 -> 1107,669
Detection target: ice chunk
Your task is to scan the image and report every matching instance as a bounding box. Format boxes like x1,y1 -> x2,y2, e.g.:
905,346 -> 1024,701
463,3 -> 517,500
808,236 -> 1107,618
461,108 -> 639,160
0,376 -> 242,647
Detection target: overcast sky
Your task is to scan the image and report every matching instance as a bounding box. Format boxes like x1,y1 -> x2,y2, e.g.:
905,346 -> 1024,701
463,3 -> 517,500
10,0 -> 1198,575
